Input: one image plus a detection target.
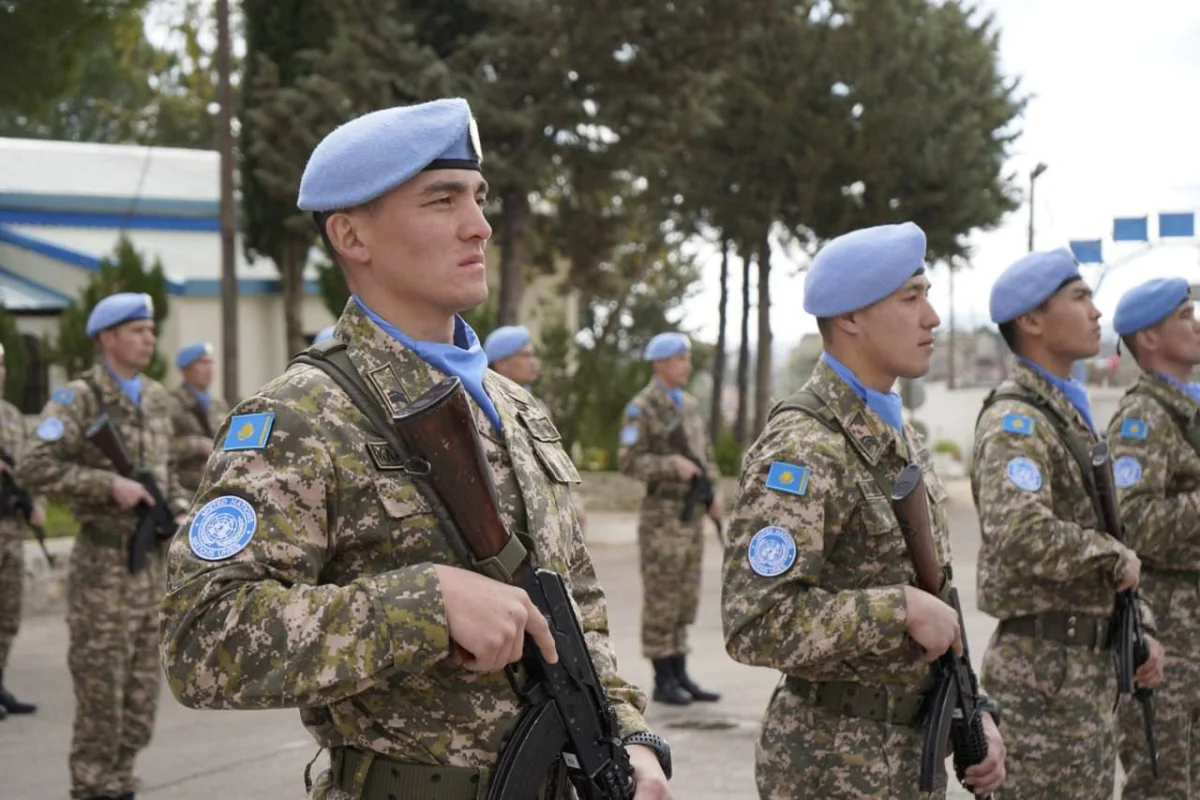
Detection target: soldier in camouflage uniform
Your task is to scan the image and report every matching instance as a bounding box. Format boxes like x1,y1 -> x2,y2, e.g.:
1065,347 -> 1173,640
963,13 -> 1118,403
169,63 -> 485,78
1107,277 -> 1200,798
19,292 -> 191,800
618,332 -> 723,706
973,248 -> 1164,799
0,342 -> 41,718
167,342 -> 230,497
723,222 -> 1006,800
159,99 -> 672,800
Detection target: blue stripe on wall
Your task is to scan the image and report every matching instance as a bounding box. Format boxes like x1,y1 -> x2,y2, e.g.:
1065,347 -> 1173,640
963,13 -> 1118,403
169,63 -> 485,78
0,192 -> 219,217
0,209 -> 220,231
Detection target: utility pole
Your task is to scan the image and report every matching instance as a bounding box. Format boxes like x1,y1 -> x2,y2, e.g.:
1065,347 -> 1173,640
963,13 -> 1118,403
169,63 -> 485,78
1028,162 -> 1048,252
947,261 -> 956,389
216,0 -> 239,403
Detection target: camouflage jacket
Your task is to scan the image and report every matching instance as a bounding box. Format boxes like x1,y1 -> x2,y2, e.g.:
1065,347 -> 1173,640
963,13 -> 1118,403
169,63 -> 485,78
617,380 -> 719,494
167,384 -> 230,496
159,301 -> 649,770
0,397 -> 34,534
17,363 -> 189,530
972,360 -> 1135,620
722,359 -> 951,690
1108,372 -> 1200,572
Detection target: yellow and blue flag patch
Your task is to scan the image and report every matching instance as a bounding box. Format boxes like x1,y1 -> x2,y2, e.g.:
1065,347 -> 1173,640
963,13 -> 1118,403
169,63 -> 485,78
765,461 -> 809,496
223,412 -> 275,451
1120,419 -> 1149,440
1002,413 -> 1035,436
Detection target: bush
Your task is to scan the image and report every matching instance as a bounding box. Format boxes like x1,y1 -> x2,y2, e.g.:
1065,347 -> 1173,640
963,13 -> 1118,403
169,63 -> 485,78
714,428 -> 743,477
933,439 -> 963,462
43,502 -> 79,539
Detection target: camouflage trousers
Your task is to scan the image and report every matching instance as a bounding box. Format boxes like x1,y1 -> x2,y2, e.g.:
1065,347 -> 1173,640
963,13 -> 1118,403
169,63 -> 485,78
1119,573 -> 1200,799
980,627 -> 1117,799
0,521 -> 23,669
67,530 -> 164,800
755,678 -> 945,799
637,496 -> 704,659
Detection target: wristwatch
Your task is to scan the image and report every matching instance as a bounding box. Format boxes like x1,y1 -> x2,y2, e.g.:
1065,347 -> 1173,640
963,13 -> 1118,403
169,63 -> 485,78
978,697 -> 1002,727
622,732 -> 673,780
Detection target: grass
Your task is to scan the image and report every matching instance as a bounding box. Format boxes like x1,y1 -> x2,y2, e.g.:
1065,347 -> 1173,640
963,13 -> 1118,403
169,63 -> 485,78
42,502 -> 80,539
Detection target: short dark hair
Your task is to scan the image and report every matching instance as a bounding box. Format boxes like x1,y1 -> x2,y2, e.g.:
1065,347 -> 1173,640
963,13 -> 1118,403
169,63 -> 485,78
998,320 -> 1018,352
1120,335 -> 1138,360
816,317 -> 833,338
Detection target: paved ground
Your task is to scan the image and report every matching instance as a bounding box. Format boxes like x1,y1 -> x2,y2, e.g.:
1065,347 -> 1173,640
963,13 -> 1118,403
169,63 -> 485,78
0,481 -> 1065,798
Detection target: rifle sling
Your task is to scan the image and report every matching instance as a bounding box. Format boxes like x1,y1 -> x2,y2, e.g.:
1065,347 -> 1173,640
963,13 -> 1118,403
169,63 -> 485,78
1126,383 -> 1200,461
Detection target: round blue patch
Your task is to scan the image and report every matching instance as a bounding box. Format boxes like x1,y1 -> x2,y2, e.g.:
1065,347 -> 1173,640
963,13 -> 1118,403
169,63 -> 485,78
1006,457 -> 1042,492
52,387 -> 74,406
747,526 -> 797,578
189,496 -> 258,561
619,424 -> 639,446
36,417 -> 64,442
1113,455 -> 1143,489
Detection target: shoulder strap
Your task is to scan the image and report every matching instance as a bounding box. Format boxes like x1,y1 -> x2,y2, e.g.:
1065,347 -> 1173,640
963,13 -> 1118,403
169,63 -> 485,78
83,375 -> 110,420
1126,383 -> 1200,460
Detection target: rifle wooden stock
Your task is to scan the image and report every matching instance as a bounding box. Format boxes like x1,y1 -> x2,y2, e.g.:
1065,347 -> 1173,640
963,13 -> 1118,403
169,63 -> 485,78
892,463 -> 944,595
86,414 -> 136,478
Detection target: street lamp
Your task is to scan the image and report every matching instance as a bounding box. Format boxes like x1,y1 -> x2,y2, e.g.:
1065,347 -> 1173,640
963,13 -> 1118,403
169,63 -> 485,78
1027,162 -> 1048,252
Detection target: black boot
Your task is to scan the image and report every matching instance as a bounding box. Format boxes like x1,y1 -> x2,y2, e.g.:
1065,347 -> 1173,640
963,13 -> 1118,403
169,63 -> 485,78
651,658 -> 692,705
0,670 -> 36,715
674,654 -> 720,702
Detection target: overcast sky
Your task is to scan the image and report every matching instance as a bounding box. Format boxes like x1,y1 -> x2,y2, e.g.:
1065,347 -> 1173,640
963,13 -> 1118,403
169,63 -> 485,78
680,0 -> 1200,347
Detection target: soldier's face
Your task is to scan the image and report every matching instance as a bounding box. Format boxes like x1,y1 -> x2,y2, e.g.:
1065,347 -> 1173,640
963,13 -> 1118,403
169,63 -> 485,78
494,344 -> 540,385
1037,279 -> 1101,360
184,355 -> 215,390
1154,300 -> 1200,366
102,320 -> 157,371
656,351 -> 693,388
855,274 -> 940,379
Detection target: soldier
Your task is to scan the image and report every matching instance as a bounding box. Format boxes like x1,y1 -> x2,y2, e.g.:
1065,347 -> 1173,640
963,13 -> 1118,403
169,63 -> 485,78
19,292 -> 190,800
618,332 -> 723,706
0,342 -> 41,718
722,222 -> 1005,799
973,248 -> 1163,799
1108,276 -> 1200,798
167,342 -> 230,497
158,98 -> 671,799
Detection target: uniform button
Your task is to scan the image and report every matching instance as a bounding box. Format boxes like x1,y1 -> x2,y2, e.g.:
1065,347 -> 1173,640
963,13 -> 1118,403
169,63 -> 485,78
1067,615 -> 1077,624
1067,628 -> 1076,638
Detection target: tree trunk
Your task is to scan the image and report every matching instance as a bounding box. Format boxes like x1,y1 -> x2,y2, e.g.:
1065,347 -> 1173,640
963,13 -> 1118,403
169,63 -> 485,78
282,238 -> 307,358
497,186 -> 528,326
753,226 -> 773,436
710,238 -> 730,445
947,263 -> 956,390
734,254 -> 753,446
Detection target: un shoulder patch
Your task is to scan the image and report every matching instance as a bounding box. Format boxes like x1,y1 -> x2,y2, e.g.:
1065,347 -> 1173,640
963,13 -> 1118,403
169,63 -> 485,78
222,412 -> 275,451
52,387 -> 74,406
624,402 -> 642,419
36,417 -> 63,442
747,526 -> 797,577
1120,419 -> 1149,440
619,423 -> 639,446
765,461 -> 809,497
1113,455 -> 1143,488
189,496 -> 258,561
1006,457 -> 1042,492
1001,413 -> 1035,436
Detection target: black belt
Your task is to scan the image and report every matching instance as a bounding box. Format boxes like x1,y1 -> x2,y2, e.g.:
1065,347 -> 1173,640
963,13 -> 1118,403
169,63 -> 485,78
645,485 -> 687,501
330,747 -> 567,800
784,678 -> 925,727
996,612 -> 1111,649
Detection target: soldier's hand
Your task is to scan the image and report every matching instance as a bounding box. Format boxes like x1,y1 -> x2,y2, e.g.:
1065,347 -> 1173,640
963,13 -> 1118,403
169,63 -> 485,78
0,461 -> 12,477
1116,552 -> 1141,592
627,745 -> 672,799
903,586 -> 960,661
111,476 -> 153,510
200,438 -> 214,456
434,565 -> 558,673
963,712 -> 1006,794
708,492 -> 725,520
672,456 -> 701,482
29,505 -> 46,527
1136,635 -> 1165,688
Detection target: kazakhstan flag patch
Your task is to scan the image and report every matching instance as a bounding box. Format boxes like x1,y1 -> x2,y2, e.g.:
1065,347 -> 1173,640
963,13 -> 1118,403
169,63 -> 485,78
1002,413 -> 1035,436
1119,419 -> 1149,440
222,412 -> 275,451
765,461 -> 810,497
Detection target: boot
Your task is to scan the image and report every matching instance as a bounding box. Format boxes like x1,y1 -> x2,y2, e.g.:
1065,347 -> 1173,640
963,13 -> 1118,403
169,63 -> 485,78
674,654 -> 720,702
651,658 -> 692,705
116,793 -> 135,800
0,670 -> 36,715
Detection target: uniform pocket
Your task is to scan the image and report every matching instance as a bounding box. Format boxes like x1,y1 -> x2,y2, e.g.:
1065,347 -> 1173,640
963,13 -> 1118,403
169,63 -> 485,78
519,410 -> 581,485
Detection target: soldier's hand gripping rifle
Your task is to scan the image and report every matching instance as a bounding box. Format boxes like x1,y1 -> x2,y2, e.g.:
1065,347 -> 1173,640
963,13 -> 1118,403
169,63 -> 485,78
85,413 -> 176,574
393,377 -> 638,800
892,463 -> 992,799
1092,439 -> 1160,779
0,448 -> 53,567
665,419 -> 723,545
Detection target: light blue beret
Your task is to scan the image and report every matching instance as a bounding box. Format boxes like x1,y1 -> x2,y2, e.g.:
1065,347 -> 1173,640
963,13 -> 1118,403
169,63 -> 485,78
176,341 -> 213,369
1113,277 -> 1191,336
803,222 -> 928,317
484,325 -> 532,363
298,98 -> 482,212
86,292 -> 154,337
313,325 -> 336,344
645,332 -> 690,361
989,247 -> 1082,324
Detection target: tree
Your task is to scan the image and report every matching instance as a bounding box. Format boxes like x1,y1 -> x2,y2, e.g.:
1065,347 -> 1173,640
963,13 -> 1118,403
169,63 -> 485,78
709,238 -> 731,444
0,311 -> 28,410
47,235 -> 171,381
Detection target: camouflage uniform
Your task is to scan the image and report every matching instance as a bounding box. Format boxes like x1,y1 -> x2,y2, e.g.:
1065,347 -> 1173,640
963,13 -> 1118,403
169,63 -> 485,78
159,303 -> 650,799
1109,373 -> 1200,798
973,360 -> 1140,799
0,398 -> 31,676
723,360 -> 952,799
618,380 -> 718,660
167,384 -> 229,496
18,364 -> 189,799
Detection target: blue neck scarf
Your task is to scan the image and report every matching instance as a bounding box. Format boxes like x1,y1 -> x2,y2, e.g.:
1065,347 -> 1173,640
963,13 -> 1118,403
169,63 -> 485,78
1155,371 -> 1200,405
1019,356 -> 1096,432
655,379 -> 684,409
353,296 -> 501,432
821,352 -> 905,432
187,384 -> 211,410
105,363 -> 142,407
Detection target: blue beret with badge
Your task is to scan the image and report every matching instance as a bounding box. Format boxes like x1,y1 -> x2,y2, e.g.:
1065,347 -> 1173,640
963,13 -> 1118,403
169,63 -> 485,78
803,222 -> 927,317
298,98 -> 483,212
313,325 -> 336,345
176,341 -> 213,370
989,247 -> 1082,325
483,325 -> 532,363
644,332 -> 690,362
86,292 -> 154,337
1113,277 -> 1191,336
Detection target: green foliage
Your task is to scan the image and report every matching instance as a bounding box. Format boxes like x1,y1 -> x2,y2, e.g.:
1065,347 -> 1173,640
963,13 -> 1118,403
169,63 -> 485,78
316,258 -> 350,320
0,310 -> 27,410
42,502 -> 80,540
714,428 -> 744,478
46,236 -> 171,380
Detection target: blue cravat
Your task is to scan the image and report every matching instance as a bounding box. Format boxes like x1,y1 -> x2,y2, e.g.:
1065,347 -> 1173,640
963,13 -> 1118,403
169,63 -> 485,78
1155,372 -> 1200,405
105,363 -> 142,407
353,296 -> 501,432
821,352 -> 905,432
655,380 -> 684,409
187,385 -> 211,410
1020,357 -> 1096,432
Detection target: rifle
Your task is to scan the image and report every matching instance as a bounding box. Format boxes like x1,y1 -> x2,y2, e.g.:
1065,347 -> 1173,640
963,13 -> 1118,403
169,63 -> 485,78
393,377 -> 637,800
664,419 -> 723,544
891,463 -> 991,799
85,413 -> 177,574
1091,439 -> 1160,779
0,448 -> 54,567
